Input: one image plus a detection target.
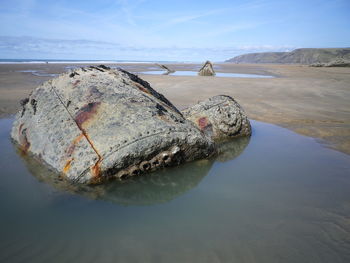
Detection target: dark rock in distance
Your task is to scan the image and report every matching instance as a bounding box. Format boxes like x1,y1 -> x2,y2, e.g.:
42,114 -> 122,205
155,63 -> 175,75
198,61 -> 215,76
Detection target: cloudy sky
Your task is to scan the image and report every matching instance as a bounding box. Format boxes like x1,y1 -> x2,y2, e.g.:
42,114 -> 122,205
0,0 -> 349,61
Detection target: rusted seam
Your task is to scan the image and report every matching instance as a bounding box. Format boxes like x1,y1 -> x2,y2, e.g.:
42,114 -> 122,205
105,129 -> 191,160
83,132 -> 102,178
77,129 -> 192,180
50,85 -> 102,177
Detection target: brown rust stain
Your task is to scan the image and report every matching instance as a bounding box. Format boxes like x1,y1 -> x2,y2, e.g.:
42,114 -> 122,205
73,133 -> 84,143
198,117 -> 209,130
63,158 -> 73,173
63,133 -> 85,173
90,159 -> 102,183
65,133 -> 84,156
18,125 -> 30,155
74,102 -> 101,129
89,172 -> 103,184
18,123 -> 24,135
84,132 -> 102,180
134,81 -> 150,94
88,158 -> 103,184
72,102 -> 103,182
65,129 -> 103,181
158,114 -> 170,123
73,80 -> 81,87
22,135 -> 31,153
70,129 -> 102,183
20,135 -> 31,154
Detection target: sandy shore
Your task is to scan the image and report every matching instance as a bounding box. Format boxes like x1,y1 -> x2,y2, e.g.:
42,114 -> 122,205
0,63 -> 349,154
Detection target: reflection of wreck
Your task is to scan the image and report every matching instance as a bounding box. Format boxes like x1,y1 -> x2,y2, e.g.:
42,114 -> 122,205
215,137 -> 250,162
19,137 -> 249,206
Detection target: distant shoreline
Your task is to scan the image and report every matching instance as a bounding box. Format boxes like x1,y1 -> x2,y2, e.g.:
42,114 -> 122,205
226,48 -> 350,64
0,59 -> 202,64
0,62 -> 349,155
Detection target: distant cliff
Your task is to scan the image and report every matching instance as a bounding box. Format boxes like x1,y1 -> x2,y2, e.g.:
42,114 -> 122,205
226,48 -> 350,64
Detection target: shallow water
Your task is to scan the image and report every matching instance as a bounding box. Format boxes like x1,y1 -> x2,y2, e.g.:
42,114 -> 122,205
0,118 -> 350,263
16,70 -> 59,77
139,70 -> 274,78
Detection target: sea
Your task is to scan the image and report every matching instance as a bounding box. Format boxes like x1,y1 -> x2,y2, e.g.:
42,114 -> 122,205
0,59 -> 193,64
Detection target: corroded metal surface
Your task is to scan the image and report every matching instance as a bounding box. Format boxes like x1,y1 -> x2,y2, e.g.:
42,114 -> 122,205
11,66 -> 251,184
182,95 -> 251,140
11,66 -> 216,184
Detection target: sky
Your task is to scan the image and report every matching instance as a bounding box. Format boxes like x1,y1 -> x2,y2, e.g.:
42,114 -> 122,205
0,0 -> 349,61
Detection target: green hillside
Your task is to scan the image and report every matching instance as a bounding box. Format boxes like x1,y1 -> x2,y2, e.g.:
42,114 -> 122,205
226,48 -> 350,64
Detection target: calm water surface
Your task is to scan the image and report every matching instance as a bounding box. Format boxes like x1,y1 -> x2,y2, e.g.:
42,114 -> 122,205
15,70 -> 59,77
139,70 -> 274,78
0,118 -> 349,263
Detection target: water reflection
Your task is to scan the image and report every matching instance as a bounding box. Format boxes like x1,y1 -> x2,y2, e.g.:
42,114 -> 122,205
3,118 -> 350,262
16,70 -> 59,77
18,137 -> 250,206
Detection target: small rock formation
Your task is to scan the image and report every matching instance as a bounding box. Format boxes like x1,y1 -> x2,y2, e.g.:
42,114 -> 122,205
11,65 -> 250,184
198,61 -> 215,76
155,63 -> 175,75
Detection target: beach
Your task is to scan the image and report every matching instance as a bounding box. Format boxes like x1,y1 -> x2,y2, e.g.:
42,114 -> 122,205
0,62 -> 349,154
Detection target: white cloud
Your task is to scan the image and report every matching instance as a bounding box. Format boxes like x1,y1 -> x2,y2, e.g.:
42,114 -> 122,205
0,36 -> 295,61
237,45 -> 296,52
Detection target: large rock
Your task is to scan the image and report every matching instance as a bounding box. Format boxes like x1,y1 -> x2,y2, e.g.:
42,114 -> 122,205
155,63 -> 175,75
198,61 -> 215,76
11,65 -> 251,184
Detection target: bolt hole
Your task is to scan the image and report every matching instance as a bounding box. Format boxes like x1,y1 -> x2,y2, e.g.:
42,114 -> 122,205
120,173 -> 128,179
143,163 -> 150,170
131,169 -> 140,176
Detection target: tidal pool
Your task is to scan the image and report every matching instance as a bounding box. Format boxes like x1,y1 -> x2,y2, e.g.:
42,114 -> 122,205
0,118 -> 349,263
139,70 -> 274,78
15,70 -> 59,77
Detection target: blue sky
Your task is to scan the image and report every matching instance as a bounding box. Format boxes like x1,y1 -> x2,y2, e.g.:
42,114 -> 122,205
0,0 -> 349,61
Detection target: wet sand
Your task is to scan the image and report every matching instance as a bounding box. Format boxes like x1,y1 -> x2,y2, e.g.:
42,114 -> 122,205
0,63 -> 349,154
